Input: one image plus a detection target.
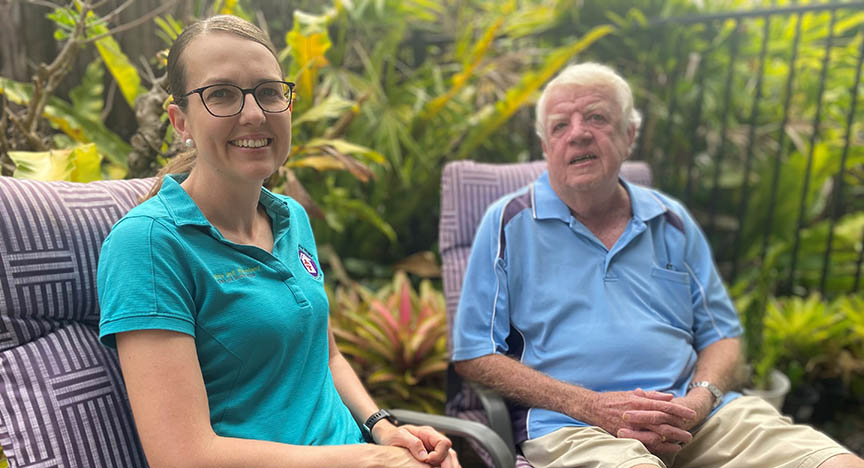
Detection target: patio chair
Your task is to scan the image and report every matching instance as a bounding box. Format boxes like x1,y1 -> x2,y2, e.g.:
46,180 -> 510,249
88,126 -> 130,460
0,175 -> 512,468
439,159 -> 653,467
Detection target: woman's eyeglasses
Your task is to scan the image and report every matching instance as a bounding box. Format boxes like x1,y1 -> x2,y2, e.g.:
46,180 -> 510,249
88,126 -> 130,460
180,81 -> 295,117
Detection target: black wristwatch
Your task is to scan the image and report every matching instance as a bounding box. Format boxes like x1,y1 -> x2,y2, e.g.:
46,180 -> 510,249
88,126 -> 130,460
361,409 -> 397,442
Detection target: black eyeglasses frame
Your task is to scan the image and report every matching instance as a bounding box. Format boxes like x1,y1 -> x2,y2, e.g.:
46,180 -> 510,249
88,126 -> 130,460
180,80 -> 296,118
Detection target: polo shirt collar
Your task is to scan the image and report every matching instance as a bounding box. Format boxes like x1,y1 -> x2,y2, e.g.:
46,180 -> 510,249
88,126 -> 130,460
532,170 -> 668,224
159,174 -> 292,229
533,172 -> 571,222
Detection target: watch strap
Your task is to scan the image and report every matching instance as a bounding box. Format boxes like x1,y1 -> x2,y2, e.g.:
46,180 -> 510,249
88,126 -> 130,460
362,409 -> 396,442
687,381 -> 723,409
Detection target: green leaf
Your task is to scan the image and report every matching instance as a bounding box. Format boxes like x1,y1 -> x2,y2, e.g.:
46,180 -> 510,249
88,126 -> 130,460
47,6 -> 76,41
501,4 -> 557,38
154,15 -> 183,45
9,144 -> 102,182
0,76 -> 32,104
292,95 -> 355,126
456,24 -> 615,159
69,143 -> 103,182
69,59 -> 105,122
0,77 -> 131,164
92,34 -> 143,108
9,150 -> 73,181
286,17 -> 333,106
80,9 -> 143,109
304,138 -> 386,164
420,13 -> 506,122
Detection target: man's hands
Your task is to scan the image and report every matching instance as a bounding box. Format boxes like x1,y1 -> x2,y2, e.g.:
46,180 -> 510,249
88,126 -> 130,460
586,388 -> 699,455
666,387 -> 714,431
373,422 -> 461,468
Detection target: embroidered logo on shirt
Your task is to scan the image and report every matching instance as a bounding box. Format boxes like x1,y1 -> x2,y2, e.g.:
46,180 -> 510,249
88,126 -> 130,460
298,246 -> 320,278
213,265 -> 261,284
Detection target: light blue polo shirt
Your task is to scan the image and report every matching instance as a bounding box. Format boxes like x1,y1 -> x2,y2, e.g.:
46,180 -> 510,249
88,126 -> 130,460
452,171 -> 742,442
98,174 -> 364,447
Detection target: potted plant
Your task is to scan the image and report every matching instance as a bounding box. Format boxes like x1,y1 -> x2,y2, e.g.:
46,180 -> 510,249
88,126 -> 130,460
751,294 -> 851,417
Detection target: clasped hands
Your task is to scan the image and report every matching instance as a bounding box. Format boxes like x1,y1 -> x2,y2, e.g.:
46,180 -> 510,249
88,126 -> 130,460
373,422 -> 461,468
590,388 -> 712,455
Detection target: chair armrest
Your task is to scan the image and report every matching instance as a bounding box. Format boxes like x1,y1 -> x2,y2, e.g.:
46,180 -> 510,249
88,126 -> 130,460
467,382 -> 516,451
390,409 -> 516,468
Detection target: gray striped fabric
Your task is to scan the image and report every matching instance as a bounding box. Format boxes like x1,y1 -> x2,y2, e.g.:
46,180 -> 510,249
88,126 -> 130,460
0,323 -> 147,467
0,176 -> 154,467
439,160 -> 652,468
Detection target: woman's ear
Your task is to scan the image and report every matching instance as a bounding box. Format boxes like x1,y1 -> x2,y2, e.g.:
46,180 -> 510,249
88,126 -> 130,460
168,104 -> 188,138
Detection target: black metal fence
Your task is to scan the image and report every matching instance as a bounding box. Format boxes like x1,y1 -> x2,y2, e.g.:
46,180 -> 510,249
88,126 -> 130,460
622,2 -> 864,297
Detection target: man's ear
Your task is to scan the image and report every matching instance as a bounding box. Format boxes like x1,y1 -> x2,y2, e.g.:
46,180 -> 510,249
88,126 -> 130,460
624,123 -> 637,159
540,139 -> 549,159
168,104 -> 188,138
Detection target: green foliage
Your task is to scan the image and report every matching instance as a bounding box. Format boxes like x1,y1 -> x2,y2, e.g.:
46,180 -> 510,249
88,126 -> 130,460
49,4 -> 145,108
763,295 -> 850,386
278,0 -> 623,276
0,76 -> 132,168
9,143 -> 102,182
329,271 -> 448,413
742,292 -> 864,394
839,296 -> 864,368
625,5 -> 864,297
154,15 -> 183,46
4,1 -> 860,294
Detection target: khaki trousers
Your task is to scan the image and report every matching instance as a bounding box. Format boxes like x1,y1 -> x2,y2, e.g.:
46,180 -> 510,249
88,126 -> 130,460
520,396 -> 850,468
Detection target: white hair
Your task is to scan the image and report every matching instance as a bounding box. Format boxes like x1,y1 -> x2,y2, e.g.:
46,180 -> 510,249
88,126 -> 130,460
535,62 -> 642,151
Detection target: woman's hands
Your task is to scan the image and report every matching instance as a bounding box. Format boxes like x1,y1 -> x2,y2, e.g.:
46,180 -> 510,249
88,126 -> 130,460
373,423 -> 461,468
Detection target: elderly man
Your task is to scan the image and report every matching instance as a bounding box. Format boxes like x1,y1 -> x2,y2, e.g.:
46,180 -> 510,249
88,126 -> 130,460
451,62 -> 862,468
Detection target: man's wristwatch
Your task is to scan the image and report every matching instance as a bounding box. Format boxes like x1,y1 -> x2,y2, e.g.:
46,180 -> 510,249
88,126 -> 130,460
361,409 -> 397,442
687,381 -> 724,409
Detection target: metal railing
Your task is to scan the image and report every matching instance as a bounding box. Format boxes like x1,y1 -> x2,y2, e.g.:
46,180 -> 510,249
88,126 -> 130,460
625,2 -> 864,297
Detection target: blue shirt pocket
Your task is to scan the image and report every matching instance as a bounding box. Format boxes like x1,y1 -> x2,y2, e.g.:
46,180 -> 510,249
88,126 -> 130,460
649,265 -> 693,330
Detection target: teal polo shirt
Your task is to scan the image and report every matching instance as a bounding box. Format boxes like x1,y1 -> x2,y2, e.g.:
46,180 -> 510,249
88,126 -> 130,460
98,175 -> 364,446
452,172 -> 742,442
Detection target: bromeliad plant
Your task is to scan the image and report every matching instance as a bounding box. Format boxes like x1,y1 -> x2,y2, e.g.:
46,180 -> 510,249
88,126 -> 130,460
762,294 -> 851,389
330,271 -> 448,414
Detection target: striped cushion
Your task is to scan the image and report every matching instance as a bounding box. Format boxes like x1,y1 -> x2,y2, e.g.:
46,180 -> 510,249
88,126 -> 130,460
0,177 -> 153,350
0,323 -> 147,467
438,160 -> 548,347
0,176 -> 155,467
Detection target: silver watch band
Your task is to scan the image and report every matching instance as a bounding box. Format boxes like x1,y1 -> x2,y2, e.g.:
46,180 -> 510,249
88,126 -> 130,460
687,381 -> 723,409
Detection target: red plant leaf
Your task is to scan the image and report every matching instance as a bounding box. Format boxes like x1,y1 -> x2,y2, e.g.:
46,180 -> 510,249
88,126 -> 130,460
398,273 -> 413,328
412,315 -> 446,360
370,299 -> 400,347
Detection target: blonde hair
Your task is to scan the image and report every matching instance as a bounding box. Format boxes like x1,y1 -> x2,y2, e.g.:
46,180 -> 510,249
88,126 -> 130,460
142,15 -> 279,201
535,62 -> 642,149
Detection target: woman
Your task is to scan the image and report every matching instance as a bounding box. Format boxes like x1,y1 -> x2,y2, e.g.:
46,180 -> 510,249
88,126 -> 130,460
97,15 -> 459,468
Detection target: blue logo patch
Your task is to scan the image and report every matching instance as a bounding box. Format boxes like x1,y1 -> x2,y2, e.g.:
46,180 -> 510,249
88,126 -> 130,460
298,246 -> 320,278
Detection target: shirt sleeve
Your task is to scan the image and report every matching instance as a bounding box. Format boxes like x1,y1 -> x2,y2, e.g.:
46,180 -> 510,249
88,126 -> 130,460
672,201 -> 743,351
97,216 -> 197,349
451,201 -> 513,362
